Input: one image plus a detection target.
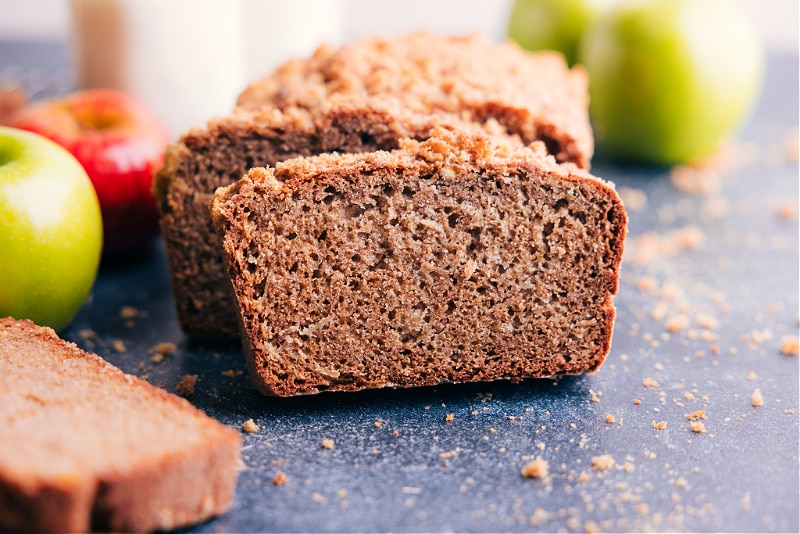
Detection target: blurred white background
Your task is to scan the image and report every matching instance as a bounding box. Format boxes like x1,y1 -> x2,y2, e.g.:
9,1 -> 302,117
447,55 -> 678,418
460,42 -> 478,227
1,0 -> 797,52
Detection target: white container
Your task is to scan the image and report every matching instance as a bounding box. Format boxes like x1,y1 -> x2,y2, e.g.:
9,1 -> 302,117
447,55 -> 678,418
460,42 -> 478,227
70,0 -> 247,138
243,0 -> 343,81
70,0 -> 343,138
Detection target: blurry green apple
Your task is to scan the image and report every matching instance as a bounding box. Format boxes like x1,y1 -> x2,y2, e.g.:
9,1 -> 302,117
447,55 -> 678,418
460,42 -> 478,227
578,0 -> 764,165
507,0 -> 617,65
0,126 -> 103,331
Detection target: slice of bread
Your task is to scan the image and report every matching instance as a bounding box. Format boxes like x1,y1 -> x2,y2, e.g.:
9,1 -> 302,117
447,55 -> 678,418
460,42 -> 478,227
154,32 -> 594,340
210,130 -> 627,396
0,318 -> 241,533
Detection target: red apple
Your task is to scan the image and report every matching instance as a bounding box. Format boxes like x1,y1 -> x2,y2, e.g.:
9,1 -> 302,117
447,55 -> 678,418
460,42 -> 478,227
11,89 -> 170,256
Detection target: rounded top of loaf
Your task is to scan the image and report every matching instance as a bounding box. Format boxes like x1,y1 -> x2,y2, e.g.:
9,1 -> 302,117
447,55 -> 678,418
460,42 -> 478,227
231,32 -> 592,169
237,32 -> 586,117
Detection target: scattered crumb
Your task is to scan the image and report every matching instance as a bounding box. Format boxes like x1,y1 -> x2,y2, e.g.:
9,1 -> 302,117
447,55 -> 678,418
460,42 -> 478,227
591,455 -> 615,471
605,413 -> 616,424
176,374 -> 198,397
78,329 -> 97,340
752,388 -> 764,407
242,419 -> 259,433
619,187 -> 648,212
445,413 -> 455,422
652,421 -> 667,431
153,342 -> 176,355
273,471 -> 290,486
780,336 -> 799,356
776,201 -> 797,221
636,277 -> 658,293
684,410 -> 707,421
374,421 -> 382,428
222,369 -> 243,378
665,315 -> 690,332
111,339 -> 126,353
520,457 -> 549,479
633,398 -> 642,405
322,438 -> 335,450
689,421 -> 708,434
740,492 -> 752,511
746,371 -> 758,381
670,146 -> 734,195
642,378 -> 661,388
528,507 -> 548,526
119,305 -> 138,319
742,328 -> 773,348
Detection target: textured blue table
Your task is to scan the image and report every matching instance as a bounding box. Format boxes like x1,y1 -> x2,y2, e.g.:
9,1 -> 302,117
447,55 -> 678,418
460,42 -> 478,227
3,43 -> 798,532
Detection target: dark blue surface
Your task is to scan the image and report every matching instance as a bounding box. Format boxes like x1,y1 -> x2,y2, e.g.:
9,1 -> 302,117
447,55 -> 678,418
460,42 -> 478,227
3,44 -> 798,532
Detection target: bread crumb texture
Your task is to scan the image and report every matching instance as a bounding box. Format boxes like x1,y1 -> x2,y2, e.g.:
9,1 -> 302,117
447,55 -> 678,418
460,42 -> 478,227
210,128 -> 626,396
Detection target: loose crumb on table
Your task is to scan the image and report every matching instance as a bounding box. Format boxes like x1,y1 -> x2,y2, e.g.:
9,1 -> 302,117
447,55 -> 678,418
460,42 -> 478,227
520,457 -> 549,479
176,374 -> 198,397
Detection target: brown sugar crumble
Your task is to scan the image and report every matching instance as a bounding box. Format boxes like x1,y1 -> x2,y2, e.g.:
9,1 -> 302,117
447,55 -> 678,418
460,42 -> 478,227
780,336 -> 799,356
752,389 -> 764,407
176,374 -> 198,397
153,342 -> 177,355
642,378 -> 661,388
591,455 -> 615,471
521,457 -> 549,479
272,471 -> 290,486
689,421 -> 708,434
242,419 -> 259,433
652,421 -> 668,431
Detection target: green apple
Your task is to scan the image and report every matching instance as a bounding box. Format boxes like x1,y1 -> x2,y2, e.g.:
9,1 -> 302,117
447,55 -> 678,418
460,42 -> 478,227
578,0 -> 764,165
507,0 -> 618,66
0,126 -> 103,331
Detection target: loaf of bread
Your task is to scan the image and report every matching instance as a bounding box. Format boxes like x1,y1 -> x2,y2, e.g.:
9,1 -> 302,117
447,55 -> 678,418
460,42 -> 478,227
210,130 -> 627,396
154,32 -> 594,340
0,318 -> 241,533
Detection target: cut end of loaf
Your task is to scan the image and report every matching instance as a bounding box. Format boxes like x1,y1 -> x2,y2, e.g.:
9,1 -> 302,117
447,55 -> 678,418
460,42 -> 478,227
211,130 -> 627,397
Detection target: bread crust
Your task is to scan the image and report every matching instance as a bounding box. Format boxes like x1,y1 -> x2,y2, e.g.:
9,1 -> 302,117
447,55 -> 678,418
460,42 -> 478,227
0,318 -> 241,532
211,131 -> 626,396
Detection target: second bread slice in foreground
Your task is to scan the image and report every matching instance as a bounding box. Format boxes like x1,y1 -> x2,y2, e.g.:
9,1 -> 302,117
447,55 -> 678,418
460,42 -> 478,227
210,131 -> 627,396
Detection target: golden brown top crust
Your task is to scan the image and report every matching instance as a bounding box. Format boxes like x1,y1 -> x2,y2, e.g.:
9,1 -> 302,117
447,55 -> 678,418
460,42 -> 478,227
234,32 -> 593,168
237,32 -> 586,119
